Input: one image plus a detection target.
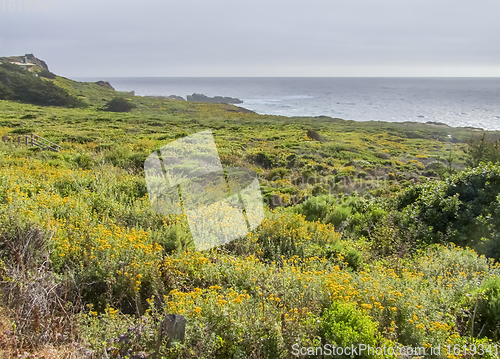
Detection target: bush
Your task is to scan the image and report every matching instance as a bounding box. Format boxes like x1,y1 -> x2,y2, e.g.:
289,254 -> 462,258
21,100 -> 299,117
0,221 -> 77,348
321,301 -> 380,358
74,153 -> 94,170
342,197 -> 388,238
37,69 -> 57,79
344,248 -> 362,270
471,276 -> 500,340
465,133 -> 500,168
248,151 -> 274,169
325,205 -> 352,229
102,97 -> 136,112
266,167 -> 291,181
394,163 -> 500,258
295,195 -> 333,222
224,210 -> 343,263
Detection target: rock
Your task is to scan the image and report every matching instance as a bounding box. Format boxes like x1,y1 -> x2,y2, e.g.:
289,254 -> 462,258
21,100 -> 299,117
186,93 -> 243,104
95,81 -> 115,90
167,95 -> 186,101
24,54 -> 49,71
306,129 -> 324,141
378,152 -> 391,160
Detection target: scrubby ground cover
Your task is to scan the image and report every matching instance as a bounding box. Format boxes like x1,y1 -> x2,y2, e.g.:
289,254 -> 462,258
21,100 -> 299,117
0,73 -> 500,358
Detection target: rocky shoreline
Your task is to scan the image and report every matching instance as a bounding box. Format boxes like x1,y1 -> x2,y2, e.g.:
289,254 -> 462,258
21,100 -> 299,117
186,93 -> 243,104
143,93 -> 243,104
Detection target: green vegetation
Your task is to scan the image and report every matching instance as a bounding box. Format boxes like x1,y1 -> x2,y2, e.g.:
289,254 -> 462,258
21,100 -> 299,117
0,62 -> 85,108
37,69 -> 57,79
102,97 -> 137,112
321,301 -> 380,357
465,133 -> 500,168
0,67 -> 499,358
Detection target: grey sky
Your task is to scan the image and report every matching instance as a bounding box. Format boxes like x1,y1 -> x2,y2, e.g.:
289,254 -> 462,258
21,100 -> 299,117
1,0 -> 499,77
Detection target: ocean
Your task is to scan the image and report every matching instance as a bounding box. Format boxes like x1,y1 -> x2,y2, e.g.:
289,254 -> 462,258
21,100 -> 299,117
73,77 -> 500,131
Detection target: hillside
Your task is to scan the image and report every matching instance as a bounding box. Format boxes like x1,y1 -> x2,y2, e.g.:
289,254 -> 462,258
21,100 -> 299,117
0,54 -> 123,108
0,53 -> 50,71
1,58 -> 500,358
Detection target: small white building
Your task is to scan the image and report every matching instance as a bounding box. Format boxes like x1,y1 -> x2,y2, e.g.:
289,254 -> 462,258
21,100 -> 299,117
10,56 -> 36,71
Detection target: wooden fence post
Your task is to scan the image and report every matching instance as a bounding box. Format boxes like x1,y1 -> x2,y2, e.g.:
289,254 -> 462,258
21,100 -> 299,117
156,314 -> 186,356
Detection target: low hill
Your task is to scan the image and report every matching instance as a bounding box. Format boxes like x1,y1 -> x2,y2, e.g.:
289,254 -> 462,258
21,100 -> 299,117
0,54 -> 123,108
0,61 -> 86,108
0,53 -> 50,71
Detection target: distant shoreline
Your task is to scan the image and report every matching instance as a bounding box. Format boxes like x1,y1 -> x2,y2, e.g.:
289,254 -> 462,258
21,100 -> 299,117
73,77 -> 500,131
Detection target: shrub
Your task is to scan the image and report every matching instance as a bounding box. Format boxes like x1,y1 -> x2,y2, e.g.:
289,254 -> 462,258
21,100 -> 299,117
321,301 -> 379,358
102,97 -> 136,112
368,221 -> 404,258
225,210 -> 342,263
295,195 -> 333,222
394,163 -> 500,258
465,133 -> 500,168
104,146 -> 149,172
325,205 -> 352,229
74,153 -> 94,169
342,197 -> 388,238
37,69 -> 57,79
344,248 -> 362,270
266,167 -> 291,181
470,276 -> 500,340
0,220 -> 77,348
248,151 -> 274,169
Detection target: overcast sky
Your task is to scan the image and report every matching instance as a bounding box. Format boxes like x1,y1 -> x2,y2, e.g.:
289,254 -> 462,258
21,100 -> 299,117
1,0 -> 499,77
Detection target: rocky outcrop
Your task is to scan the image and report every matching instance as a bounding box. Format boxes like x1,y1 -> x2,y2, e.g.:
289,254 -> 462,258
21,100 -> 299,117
0,53 -> 50,71
25,54 -> 49,71
186,93 -> 242,104
167,95 -> 186,101
95,81 -> 115,90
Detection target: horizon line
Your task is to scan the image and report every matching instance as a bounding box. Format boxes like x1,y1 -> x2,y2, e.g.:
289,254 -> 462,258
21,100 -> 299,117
70,75 -> 500,78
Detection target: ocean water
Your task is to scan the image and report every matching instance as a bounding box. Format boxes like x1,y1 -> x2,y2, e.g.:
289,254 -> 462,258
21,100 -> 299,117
74,77 -> 500,131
